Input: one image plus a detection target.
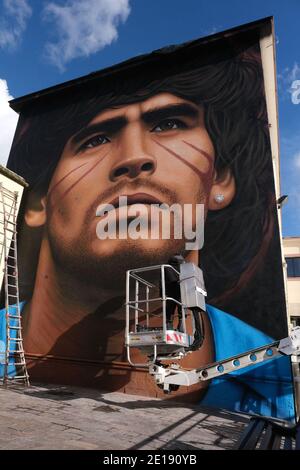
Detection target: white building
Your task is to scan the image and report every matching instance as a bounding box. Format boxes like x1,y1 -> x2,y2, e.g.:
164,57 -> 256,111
283,237 -> 300,329
283,236 -> 300,417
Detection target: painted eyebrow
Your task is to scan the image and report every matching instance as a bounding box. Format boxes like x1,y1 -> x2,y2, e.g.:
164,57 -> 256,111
142,103 -> 200,125
71,103 -> 200,146
71,116 -> 128,146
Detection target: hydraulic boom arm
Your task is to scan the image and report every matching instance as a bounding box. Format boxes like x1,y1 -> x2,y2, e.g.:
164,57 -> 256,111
149,327 -> 300,393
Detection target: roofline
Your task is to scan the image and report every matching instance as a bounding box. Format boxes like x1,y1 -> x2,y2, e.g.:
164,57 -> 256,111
9,16 -> 273,114
283,236 -> 300,240
0,165 -> 28,187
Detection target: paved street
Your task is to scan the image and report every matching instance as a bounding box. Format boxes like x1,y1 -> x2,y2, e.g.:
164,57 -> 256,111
0,382 -> 250,450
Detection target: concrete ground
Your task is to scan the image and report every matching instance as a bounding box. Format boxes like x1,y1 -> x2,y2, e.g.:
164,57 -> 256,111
0,382 -> 250,450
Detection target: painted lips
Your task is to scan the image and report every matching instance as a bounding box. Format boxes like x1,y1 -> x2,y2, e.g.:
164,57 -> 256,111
96,193 -> 164,217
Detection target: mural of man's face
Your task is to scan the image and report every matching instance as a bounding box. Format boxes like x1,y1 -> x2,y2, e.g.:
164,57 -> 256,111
26,93 -> 235,289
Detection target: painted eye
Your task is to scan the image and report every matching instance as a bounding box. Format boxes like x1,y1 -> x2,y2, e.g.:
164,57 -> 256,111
80,135 -> 110,150
152,119 -> 187,132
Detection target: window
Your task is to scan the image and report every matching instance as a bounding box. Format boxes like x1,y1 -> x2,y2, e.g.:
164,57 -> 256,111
286,257 -> 300,277
291,316 -> 300,328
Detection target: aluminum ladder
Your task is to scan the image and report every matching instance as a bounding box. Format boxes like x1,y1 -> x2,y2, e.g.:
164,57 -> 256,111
0,183 -> 29,386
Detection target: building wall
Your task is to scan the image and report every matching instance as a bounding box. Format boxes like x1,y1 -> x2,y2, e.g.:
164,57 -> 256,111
1,19 -> 296,421
0,166 -> 27,292
283,237 -> 300,327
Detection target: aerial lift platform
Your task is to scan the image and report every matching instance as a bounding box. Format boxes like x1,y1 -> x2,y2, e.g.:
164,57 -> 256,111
125,262 -> 300,394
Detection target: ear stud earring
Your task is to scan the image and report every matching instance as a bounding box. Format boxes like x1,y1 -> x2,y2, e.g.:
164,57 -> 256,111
214,194 -> 225,203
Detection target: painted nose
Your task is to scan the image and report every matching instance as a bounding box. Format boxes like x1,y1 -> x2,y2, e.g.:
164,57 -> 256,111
109,123 -> 157,182
110,158 -> 156,182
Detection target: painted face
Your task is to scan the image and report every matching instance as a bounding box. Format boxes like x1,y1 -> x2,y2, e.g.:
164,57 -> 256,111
45,93 -> 215,286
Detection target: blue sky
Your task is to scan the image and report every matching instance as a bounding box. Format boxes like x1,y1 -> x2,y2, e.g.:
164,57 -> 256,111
0,0 -> 299,236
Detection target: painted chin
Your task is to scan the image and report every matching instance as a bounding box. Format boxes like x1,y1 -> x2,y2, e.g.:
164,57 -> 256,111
90,236 -> 184,257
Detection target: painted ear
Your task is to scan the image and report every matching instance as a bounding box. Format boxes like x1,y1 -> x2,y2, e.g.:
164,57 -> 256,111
208,168 -> 236,210
24,194 -> 47,227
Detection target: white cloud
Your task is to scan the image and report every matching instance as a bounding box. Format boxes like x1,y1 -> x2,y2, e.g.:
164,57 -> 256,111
201,25 -> 221,37
281,135 -> 300,164
277,62 -> 300,101
280,133 -> 300,234
206,26 -> 218,35
294,151 -> 300,169
289,63 -> 300,82
43,0 -> 131,71
0,0 -> 32,50
0,79 -> 18,166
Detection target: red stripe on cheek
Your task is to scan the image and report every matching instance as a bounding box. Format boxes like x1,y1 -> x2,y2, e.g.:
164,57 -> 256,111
48,161 -> 90,204
48,151 -> 110,217
153,139 -> 214,196
182,140 -> 213,166
182,139 -> 214,185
